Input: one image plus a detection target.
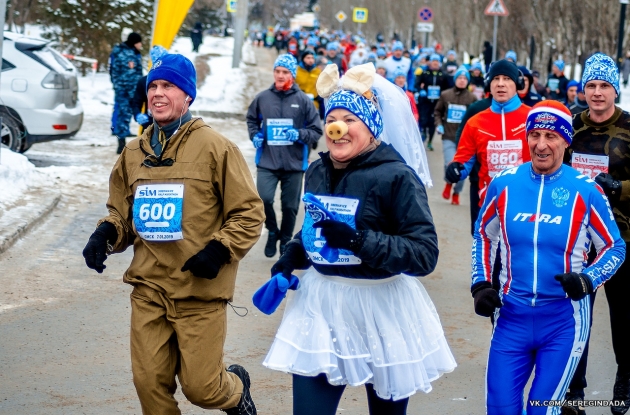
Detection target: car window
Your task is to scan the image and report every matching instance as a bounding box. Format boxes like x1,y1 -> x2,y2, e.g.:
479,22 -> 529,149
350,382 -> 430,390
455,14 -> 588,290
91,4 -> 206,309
2,59 -> 16,72
32,46 -> 74,73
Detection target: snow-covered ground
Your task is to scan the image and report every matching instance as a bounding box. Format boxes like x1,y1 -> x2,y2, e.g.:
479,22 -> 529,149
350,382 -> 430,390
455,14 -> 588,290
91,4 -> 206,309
0,147 -> 48,207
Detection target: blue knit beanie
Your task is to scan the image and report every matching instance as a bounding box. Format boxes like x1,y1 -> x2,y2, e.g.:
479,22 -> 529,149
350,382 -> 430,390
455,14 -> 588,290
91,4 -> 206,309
553,60 -> 565,72
376,48 -> 386,57
325,89 -> 384,138
454,65 -> 470,83
392,41 -> 404,52
274,54 -> 297,78
326,42 -> 338,51
147,54 -> 197,104
567,80 -> 580,91
505,50 -> 517,62
447,50 -> 457,59
582,53 -> 620,95
429,53 -> 441,63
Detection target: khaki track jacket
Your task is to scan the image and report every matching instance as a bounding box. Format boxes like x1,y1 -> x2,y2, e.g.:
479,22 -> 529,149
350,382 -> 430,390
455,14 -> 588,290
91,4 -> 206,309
98,118 -> 265,301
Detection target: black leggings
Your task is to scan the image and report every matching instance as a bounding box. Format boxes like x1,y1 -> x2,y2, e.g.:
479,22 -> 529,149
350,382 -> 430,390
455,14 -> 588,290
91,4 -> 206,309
292,374 -> 409,415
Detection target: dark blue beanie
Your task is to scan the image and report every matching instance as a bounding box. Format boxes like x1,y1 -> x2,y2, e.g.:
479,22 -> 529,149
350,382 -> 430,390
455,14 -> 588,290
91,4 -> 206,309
488,59 -> 519,86
147,54 -> 197,104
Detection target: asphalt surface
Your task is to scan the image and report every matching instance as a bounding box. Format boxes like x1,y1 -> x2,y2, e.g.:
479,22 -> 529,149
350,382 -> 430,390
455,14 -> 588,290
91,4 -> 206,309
0,46 -> 619,415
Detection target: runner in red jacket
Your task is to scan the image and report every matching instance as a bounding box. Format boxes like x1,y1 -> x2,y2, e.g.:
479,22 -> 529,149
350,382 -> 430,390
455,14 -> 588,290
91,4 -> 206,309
446,60 -> 531,204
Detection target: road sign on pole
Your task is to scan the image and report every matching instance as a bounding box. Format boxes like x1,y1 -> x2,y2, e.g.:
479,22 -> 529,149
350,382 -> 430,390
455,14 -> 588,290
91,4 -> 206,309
416,22 -> 434,33
418,7 -> 433,22
227,0 -> 237,13
484,0 -> 509,16
352,7 -> 368,23
335,11 -> 347,23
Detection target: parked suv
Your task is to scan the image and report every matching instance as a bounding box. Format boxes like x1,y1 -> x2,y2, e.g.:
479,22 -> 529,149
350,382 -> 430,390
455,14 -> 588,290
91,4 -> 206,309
1,32 -> 83,152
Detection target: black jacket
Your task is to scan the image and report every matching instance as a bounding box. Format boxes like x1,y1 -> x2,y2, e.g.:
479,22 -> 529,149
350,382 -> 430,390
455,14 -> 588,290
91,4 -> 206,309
296,143 -> 439,279
519,90 -> 543,107
130,75 -> 152,130
414,70 -> 450,109
246,83 -> 322,171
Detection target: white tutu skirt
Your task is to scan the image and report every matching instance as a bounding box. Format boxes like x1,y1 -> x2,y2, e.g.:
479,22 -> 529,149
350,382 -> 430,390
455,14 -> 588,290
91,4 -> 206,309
263,268 -> 457,401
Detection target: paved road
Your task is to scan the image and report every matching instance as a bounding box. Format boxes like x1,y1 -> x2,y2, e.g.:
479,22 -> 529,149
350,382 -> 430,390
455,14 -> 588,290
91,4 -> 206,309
0,47 -> 618,415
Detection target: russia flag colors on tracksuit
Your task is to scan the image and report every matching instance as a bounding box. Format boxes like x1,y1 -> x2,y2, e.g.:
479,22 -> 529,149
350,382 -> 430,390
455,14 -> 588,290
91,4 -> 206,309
472,162 -> 625,415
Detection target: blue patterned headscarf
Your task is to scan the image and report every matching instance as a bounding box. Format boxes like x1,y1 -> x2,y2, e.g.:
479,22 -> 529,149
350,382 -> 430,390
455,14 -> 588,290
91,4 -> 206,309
325,89 -> 384,138
582,53 -> 620,95
274,54 -> 297,78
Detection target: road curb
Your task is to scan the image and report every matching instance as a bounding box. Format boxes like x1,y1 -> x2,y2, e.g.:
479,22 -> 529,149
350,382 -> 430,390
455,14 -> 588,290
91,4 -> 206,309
0,189 -> 61,255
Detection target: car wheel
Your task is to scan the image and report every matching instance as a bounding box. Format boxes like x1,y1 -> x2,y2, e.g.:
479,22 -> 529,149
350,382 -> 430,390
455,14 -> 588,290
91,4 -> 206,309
1,109 -> 24,152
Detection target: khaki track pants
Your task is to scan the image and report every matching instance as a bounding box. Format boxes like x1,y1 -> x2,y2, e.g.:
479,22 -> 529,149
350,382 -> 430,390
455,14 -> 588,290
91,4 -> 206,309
130,284 -> 243,415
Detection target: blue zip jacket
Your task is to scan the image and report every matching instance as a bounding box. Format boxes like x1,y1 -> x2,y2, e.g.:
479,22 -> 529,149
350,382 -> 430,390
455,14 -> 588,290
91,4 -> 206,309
473,163 -> 625,306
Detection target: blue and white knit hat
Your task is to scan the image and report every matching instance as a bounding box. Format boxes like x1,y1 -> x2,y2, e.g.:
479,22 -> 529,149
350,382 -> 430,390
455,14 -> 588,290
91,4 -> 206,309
150,45 -> 168,63
274,54 -> 297,78
325,90 -> 384,138
582,53 -> 620,95
376,48 -> 386,57
454,65 -> 470,82
429,53 -> 441,63
553,59 -> 565,72
392,41 -> 404,52
505,50 -> 517,62
326,42 -> 339,51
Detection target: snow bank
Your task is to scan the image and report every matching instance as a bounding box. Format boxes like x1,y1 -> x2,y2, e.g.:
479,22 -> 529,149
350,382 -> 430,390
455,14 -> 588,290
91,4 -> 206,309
0,147 -> 47,208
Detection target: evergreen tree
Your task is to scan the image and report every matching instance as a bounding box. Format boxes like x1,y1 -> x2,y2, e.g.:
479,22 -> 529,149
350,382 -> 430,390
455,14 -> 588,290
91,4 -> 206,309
37,0 -> 153,74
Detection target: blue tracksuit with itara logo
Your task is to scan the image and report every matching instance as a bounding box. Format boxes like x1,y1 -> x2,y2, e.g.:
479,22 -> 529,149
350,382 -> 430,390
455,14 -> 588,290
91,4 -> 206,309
473,162 -> 625,415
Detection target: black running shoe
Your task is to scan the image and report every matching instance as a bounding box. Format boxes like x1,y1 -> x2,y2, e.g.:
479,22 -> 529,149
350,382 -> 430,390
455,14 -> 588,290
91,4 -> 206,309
264,231 -> 279,258
562,389 -> 585,415
223,364 -> 257,415
612,372 -> 630,415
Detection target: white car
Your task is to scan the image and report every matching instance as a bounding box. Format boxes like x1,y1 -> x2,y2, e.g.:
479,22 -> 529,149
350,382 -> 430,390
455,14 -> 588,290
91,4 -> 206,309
1,32 -> 83,152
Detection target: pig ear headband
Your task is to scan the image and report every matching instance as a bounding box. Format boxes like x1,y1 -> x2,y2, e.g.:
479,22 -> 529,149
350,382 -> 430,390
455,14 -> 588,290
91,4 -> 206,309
316,63 -> 376,101
318,62 -> 433,188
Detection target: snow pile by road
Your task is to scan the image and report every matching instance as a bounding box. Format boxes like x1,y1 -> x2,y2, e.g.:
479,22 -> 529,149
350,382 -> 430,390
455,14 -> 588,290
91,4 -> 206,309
0,147 -> 47,208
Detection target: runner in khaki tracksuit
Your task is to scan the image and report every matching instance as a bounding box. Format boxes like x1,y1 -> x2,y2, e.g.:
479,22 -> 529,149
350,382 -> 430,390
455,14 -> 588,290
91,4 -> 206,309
83,54 -> 264,415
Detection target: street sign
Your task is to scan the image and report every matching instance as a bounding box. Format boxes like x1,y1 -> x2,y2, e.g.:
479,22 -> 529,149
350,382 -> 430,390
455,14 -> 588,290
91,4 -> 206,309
416,22 -> 435,33
335,11 -> 347,23
418,7 -> 433,22
227,0 -> 237,13
484,0 -> 509,16
352,7 -> 368,23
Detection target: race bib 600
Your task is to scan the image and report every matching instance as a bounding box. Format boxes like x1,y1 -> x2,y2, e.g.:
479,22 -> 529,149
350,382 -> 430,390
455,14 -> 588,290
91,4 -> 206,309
133,184 -> 184,241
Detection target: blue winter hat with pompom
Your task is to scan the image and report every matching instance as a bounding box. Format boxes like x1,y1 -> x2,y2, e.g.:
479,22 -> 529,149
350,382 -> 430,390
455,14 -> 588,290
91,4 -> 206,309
147,54 -> 197,104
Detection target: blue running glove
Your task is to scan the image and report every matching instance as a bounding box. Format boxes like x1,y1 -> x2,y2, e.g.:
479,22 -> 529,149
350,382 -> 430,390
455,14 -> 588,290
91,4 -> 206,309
253,131 -> 264,149
284,128 -> 299,142
135,113 -> 149,124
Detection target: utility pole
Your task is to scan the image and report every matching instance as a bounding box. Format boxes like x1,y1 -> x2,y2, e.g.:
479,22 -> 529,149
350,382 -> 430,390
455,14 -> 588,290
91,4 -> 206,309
617,0 -> 628,68
232,0 -> 249,69
0,0 -> 6,163
491,15 -> 498,62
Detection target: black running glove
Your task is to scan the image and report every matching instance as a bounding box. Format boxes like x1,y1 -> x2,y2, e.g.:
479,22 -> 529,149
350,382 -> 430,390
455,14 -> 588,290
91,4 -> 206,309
270,240 -> 310,280
445,162 -> 464,184
83,222 -> 117,273
312,219 -> 365,252
181,240 -> 230,280
472,282 -> 502,317
554,272 -> 594,301
594,173 -> 622,204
